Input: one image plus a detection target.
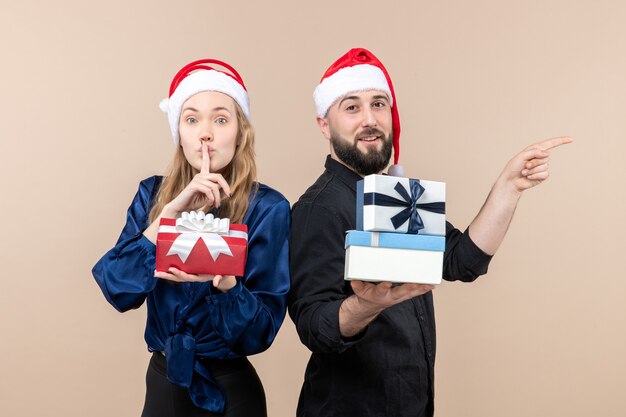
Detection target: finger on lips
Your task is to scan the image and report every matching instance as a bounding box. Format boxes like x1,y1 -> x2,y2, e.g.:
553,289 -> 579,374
200,142 -> 231,198
201,142 -> 211,174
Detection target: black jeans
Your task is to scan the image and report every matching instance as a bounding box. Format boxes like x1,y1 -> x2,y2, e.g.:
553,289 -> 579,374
141,352 -> 267,417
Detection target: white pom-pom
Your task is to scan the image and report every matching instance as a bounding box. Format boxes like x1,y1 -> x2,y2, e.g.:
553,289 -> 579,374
387,164 -> 404,177
159,98 -> 169,113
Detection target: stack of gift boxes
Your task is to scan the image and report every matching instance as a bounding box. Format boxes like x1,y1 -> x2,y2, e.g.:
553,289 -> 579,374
345,174 -> 446,284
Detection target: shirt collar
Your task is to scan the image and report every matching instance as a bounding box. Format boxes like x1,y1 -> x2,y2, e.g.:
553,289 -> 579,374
324,155 -> 363,192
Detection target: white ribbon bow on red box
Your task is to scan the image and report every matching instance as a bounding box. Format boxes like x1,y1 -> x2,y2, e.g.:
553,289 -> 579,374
157,211 -> 246,262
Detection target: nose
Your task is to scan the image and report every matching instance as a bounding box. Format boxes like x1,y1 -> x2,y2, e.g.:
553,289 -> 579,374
361,107 -> 377,128
199,124 -> 213,142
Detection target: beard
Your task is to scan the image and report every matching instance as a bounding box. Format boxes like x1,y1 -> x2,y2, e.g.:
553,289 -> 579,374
330,127 -> 393,176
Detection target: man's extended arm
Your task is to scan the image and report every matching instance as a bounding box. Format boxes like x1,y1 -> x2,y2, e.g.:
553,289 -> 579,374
468,136 -> 572,255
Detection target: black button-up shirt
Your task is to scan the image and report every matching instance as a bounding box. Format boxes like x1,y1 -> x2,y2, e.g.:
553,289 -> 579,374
289,156 -> 492,417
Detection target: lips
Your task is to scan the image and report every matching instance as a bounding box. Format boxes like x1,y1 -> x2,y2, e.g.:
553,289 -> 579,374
358,135 -> 381,142
356,128 -> 385,143
198,148 -> 216,154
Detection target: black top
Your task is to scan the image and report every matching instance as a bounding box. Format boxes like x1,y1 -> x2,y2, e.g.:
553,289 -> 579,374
288,156 -> 493,417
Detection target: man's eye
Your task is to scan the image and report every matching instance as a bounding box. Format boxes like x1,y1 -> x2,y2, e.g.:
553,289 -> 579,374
373,101 -> 386,108
346,105 -> 357,111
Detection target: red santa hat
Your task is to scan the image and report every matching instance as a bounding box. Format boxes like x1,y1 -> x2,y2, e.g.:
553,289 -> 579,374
313,48 -> 403,174
159,59 -> 250,144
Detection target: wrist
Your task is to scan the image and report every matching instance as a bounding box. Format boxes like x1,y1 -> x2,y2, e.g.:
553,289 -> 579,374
495,176 -> 523,201
215,276 -> 237,292
161,202 -> 180,219
346,293 -> 384,320
339,294 -> 382,338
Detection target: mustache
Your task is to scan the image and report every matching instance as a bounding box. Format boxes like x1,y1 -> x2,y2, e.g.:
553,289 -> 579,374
355,128 -> 386,140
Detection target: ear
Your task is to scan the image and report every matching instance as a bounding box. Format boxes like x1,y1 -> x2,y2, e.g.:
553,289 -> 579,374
317,116 -> 332,141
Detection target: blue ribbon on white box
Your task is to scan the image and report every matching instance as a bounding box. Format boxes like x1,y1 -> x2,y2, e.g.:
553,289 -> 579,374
363,179 -> 445,234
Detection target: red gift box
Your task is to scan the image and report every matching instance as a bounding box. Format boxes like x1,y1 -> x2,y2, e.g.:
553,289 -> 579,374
156,215 -> 248,276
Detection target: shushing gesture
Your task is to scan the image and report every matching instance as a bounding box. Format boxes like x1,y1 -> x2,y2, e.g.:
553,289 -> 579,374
166,142 -> 232,214
502,136 -> 573,193
151,142 -> 237,290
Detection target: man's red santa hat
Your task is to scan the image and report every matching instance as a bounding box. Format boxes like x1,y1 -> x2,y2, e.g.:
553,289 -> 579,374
313,48 -> 403,175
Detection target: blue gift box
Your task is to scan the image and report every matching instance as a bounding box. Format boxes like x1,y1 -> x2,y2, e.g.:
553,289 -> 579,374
345,230 -> 445,251
356,174 -> 446,235
344,230 -> 445,284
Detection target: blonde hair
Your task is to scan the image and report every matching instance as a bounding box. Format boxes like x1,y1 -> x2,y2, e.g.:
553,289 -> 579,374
149,102 -> 257,224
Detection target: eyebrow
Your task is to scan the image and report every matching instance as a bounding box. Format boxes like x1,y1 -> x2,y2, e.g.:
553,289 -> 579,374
338,94 -> 390,107
181,106 -> 232,114
338,95 -> 360,107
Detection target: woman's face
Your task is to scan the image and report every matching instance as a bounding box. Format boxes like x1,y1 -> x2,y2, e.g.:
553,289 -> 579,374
179,91 -> 239,173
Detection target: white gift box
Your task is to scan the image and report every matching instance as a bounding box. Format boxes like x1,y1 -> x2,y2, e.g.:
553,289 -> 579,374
344,230 -> 445,284
356,174 -> 446,236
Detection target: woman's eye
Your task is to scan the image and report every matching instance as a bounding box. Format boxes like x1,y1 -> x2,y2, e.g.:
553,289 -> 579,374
216,117 -> 228,124
186,117 -> 197,124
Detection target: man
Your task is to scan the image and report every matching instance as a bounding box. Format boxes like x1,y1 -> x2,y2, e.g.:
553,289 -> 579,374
288,48 -> 572,417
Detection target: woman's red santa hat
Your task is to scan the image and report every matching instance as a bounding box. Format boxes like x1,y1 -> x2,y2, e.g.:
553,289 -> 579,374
159,58 -> 250,144
313,48 -> 403,176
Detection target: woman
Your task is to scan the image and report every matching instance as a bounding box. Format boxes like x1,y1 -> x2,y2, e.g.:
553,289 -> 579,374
93,59 -> 290,417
